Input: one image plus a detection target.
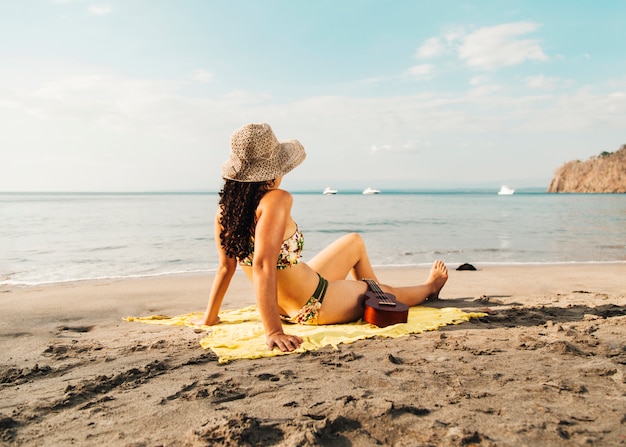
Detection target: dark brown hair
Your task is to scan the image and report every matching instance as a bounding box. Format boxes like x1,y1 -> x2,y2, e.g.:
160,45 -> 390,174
218,179 -> 275,260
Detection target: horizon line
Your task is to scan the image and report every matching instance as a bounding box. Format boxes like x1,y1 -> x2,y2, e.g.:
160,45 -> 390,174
1,186 -> 552,195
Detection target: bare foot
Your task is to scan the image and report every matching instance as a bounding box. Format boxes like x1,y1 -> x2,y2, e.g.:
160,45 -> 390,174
189,316 -> 220,327
426,260 -> 448,300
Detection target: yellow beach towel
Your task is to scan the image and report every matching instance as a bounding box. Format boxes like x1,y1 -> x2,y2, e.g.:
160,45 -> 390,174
127,305 -> 485,363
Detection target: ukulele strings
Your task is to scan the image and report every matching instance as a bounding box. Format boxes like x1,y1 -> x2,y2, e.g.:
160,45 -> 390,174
363,279 -> 394,304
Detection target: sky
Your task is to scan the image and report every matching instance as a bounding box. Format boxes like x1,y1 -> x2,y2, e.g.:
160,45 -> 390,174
1,0 -> 625,192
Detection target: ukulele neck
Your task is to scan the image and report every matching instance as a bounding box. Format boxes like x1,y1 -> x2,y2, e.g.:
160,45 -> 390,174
362,278 -> 383,294
362,278 -> 396,306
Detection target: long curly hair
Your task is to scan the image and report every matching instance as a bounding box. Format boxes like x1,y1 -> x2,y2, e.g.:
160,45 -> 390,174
218,179 -> 275,260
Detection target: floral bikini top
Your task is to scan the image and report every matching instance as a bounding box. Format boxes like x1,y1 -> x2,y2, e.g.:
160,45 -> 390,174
238,224 -> 304,270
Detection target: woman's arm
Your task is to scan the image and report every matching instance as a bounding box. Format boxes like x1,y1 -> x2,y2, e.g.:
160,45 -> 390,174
195,210 -> 237,326
252,190 -> 303,351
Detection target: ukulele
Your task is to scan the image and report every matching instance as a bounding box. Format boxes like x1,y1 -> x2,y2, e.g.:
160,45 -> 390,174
362,279 -> 409,327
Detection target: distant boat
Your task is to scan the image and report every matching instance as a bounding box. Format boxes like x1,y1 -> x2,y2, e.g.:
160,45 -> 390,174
362,187 -> 380,195
323,187 -> 338,195
498,185 -> 515,195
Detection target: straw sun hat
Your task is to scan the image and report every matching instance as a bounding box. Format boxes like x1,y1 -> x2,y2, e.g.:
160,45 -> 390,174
221,123 -> 306,182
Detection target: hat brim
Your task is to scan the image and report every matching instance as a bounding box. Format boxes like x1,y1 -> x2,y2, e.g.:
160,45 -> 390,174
222,139 -> 306,182
275,139 -> 306,178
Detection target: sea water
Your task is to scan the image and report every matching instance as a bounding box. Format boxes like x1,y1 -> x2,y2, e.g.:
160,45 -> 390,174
1,191 -> 625,285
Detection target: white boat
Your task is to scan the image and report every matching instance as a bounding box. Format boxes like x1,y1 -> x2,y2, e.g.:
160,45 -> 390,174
362,187 -> 380,195
498,185 -> 515,195
322,187 -> 338,195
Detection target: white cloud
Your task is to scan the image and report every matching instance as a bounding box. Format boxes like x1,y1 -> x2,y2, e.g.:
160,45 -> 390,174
89,5 -> 111,15
458,22 -> 548,69
470,75 -> 488,86
9,73 -> 189,137
525,75 -> 561,89
407,64 -> 434,80
191,69 -> 213,83
370,144 -> 391,154
412,22 -> 548,78
3,63 -> 625,191
369,142 -> 417,154
468,84 -> 502,96
8,69 -> 623,141
416,37 -> 445,59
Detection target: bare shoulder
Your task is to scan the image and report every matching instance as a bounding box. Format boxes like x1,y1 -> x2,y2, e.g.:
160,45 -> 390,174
260,189 -> 293,208
257,189 -> 293,226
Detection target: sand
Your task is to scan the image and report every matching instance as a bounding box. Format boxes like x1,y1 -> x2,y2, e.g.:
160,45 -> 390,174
1,264 -> 625,446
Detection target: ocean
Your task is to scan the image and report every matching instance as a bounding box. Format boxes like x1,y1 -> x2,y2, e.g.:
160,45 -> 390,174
1,191 -> 625,286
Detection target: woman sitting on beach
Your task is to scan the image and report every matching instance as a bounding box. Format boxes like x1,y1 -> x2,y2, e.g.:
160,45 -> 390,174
195,123 -> 448,352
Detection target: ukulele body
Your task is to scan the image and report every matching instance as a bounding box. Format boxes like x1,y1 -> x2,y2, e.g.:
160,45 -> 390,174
363,290 -> 409,327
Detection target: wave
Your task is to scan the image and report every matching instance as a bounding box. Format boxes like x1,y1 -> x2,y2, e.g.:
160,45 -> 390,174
88,245 -> 128,252
0,268 -> 218,287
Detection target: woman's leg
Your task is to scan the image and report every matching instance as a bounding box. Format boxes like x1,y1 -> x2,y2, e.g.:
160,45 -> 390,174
307,233 -> 378,282
317,260 -> 449,324
317,279 -> 369,324
380,260 -> 449,306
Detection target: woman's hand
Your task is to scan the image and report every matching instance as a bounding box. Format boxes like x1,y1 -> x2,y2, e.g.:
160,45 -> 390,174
266,332 -> 303,352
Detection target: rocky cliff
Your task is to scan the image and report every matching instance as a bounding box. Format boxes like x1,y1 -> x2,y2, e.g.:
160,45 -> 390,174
547,145 -> 626,193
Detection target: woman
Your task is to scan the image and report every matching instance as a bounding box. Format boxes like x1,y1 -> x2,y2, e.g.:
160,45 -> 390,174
195,123 -> 448,352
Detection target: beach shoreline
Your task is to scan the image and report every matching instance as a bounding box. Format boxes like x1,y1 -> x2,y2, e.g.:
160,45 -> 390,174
4,260 -> 625,288
1,264 -> 625,445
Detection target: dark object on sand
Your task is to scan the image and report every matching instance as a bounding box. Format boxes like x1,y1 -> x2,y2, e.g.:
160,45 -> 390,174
456,263 -> 477,271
